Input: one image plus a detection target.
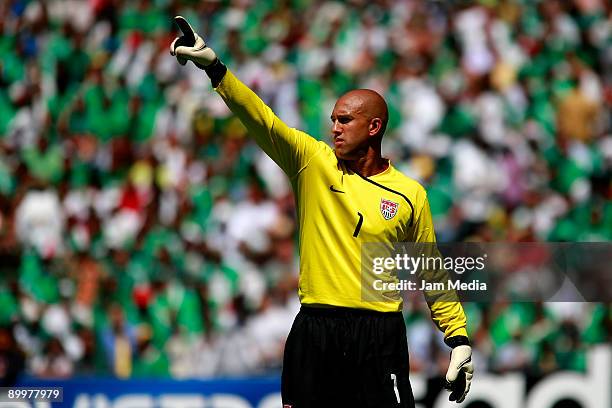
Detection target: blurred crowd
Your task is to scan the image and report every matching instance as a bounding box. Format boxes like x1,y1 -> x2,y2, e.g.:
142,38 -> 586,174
0,0 -> 611,381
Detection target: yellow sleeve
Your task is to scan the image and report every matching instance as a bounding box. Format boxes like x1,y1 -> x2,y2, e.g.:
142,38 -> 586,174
214,70 -> 323,178
412,194 -> 468,340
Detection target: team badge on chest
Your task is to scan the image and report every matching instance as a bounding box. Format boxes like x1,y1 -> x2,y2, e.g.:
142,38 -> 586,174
380,198 -> 399,220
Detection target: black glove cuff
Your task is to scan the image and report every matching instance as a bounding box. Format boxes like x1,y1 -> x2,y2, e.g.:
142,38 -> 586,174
203,58 -> 227,88
445,335 -> 470,348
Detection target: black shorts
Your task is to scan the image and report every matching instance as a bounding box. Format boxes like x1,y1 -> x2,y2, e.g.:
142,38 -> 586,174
281,306 -> 415,408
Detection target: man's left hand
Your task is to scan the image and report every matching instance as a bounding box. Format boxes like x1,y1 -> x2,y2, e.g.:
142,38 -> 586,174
444,344 -> 474,403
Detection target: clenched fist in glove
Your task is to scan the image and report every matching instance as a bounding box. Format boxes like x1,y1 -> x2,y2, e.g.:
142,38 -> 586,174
444,344 -> 474,403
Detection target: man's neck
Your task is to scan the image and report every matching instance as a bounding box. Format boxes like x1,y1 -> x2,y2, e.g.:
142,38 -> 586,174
346,153 -> 389,177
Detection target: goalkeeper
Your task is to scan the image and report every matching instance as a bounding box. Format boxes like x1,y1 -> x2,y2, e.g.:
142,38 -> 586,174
170,16 -> 473,408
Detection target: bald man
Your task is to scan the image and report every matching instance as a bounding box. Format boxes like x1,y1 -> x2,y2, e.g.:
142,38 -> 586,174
171,16 -> 472,408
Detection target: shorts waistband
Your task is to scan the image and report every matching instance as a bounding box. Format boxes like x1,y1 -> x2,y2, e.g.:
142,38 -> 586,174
300,305 -> 402,317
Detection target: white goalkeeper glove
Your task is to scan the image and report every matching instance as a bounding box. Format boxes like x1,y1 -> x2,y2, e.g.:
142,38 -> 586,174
444,344 -> 474,403
170,16 -> 217,69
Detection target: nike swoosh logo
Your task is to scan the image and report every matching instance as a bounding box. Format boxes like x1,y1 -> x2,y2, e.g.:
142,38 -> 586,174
329,185 -> 345,193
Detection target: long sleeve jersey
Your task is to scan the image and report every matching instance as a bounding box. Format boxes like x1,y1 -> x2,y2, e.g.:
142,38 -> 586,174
214,69 -> 467,340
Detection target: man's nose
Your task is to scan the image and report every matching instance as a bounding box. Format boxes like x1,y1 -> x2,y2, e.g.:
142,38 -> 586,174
332,121 -> 342,135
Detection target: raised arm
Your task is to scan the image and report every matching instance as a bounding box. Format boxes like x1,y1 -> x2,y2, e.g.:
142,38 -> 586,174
170,16 -> 322,178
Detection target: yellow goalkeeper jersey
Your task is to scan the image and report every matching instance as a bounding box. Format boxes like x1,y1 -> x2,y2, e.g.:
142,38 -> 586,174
215,70 -> 467,339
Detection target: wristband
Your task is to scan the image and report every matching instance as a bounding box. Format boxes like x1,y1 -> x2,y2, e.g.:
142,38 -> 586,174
204,58 -> 227,88
445,335 -> 470,348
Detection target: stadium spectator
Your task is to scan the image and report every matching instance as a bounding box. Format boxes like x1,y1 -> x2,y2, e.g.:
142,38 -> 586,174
0,325 -> 25,386
101,303 -> 137,378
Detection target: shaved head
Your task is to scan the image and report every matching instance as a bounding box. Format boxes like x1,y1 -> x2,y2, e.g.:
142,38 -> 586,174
337,89 -> 388,138
330,89 -> 389,161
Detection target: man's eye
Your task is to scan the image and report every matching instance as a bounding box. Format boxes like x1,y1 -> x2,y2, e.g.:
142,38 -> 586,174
340,118 -> 351,124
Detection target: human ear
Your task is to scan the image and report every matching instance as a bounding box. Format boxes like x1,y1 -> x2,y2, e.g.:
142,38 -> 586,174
369,118 -> 382,136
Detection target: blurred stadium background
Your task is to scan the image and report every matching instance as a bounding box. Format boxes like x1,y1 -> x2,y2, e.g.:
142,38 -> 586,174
0,0 -> 610,407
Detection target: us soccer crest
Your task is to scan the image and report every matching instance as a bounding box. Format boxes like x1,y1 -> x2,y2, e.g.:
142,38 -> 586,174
380,198 -> 399,220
